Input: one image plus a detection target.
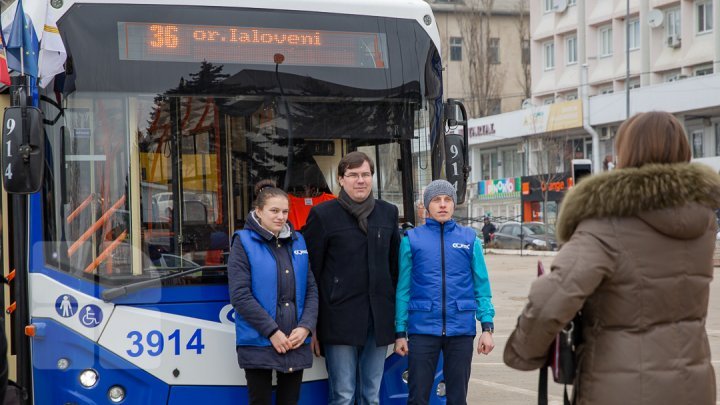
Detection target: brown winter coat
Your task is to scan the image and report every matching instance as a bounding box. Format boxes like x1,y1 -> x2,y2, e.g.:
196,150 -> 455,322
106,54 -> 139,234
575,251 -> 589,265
504,163 -> 720,405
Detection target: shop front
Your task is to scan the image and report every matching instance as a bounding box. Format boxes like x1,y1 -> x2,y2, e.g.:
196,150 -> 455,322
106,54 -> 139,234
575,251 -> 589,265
520,173 -> 573,225
469,177 -> 522,226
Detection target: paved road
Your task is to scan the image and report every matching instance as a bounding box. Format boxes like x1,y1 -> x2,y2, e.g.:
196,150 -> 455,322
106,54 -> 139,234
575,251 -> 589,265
466,253 -> 720,404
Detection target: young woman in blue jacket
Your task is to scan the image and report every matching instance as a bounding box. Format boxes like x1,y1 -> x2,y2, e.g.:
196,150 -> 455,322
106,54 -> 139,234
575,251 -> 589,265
227,180 -> 319,405
394,180 -> 495,405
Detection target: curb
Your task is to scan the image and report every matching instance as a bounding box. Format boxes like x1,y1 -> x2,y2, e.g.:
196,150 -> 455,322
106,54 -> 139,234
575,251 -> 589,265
484,248 -> 558,257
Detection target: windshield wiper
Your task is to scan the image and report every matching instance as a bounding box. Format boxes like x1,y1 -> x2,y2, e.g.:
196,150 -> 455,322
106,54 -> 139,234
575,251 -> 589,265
101,265 -> 226,301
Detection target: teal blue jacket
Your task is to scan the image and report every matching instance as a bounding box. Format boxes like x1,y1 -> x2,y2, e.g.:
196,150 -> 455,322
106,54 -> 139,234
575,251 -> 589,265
395,222 -> 495,335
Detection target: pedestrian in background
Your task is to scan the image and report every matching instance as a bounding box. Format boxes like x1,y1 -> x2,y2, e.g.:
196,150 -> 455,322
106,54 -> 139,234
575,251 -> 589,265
504,111 -> 720,404
480,216 -> 496,246
228,179 -> 318,405
395,180 -> 495,405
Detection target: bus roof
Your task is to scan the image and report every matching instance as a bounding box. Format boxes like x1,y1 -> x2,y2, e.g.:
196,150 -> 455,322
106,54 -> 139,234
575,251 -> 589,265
2,0 -> 441,52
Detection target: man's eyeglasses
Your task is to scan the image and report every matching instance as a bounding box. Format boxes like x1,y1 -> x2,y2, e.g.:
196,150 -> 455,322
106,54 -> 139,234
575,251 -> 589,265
344,172 -> 373,180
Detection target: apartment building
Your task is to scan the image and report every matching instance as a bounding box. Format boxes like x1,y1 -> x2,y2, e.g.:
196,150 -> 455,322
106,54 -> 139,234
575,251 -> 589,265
460,0 -> 720,226
427,0 -> 530,116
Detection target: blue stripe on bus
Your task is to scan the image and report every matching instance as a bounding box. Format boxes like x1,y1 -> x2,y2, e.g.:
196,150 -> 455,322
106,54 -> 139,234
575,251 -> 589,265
30,266 -> 229,304
128,301 -> 232,323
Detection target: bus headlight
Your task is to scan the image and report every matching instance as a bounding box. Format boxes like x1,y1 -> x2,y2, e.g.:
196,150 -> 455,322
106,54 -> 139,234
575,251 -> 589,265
79,369 -> 98,388
108,385 -> 126,403
436,381 -> 446,397
56,358 -> 70,370
401,370 -> 409,384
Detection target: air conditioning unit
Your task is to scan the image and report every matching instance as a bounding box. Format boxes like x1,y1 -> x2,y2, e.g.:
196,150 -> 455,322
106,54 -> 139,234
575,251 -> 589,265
667,35 -> 681,48
554,0 -> 568,13
599,126 -> 614,140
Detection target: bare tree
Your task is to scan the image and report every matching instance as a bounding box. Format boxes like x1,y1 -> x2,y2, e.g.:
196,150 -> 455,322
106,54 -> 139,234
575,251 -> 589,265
456,0 -> 504,117
515,0 -> 531,101
530,132 -> 571,225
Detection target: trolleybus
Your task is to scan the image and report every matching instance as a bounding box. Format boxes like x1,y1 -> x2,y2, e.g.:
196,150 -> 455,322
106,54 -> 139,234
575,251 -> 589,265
2,0 -> 470,403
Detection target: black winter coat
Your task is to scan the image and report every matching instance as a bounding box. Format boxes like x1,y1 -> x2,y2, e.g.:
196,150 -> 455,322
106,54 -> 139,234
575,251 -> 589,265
303,199 -> 400,347
227,213 -> 319,372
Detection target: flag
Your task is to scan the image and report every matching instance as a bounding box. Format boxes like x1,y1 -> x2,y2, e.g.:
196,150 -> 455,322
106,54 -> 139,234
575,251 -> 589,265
38,1 -> 65,88
6,0 -> 40,77
0,28 -> 11,86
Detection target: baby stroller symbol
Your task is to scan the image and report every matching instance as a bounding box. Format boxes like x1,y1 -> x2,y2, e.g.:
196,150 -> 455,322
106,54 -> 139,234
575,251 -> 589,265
79,304 -> 103,328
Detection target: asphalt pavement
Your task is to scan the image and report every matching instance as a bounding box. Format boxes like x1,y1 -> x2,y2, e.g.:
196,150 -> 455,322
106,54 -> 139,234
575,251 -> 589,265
466,253 -> 720,404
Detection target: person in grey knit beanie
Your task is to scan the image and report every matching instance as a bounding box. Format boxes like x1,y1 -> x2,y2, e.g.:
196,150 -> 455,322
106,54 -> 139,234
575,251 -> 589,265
423,179 -> 457,210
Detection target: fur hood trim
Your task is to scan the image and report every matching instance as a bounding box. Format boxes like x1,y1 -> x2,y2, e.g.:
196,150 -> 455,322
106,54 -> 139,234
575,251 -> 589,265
556,163 -> 720,242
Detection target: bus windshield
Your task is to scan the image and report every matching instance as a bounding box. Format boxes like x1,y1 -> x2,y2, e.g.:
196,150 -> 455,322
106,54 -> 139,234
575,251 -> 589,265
38,4 -> 441,287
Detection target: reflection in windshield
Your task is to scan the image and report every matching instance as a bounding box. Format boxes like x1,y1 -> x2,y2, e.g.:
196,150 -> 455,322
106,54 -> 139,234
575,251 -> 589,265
41,62 -> 412,286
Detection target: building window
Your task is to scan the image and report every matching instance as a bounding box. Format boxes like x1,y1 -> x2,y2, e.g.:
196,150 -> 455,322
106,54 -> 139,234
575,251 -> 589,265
627,19 -> 640,50
628,78 -> 640,89
480,152 -> 499,180
692,130 -> 704,157
695,64 -> 713,76
543,97 -> 555,105
568,0 -> 576,5
599,86 -> 614,95
564,92 -> 578,100
666,7 -> 681,39
544,41 -> 555,70
599,25 -> 613,57
697,1 -> 713,34
450,37 -> 462,61
488,38 -> 500,64
664,69 -> 682,82
544,0 -> 554,13
566,36 -> 577,65
501,149 -> 525,178
487,98 -> 501,115
521,39 -> 530,65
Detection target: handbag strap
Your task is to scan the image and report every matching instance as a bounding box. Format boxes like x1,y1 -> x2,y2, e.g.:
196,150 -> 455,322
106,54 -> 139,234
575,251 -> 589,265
538,366 -> 548,405
540,368 -> 574,405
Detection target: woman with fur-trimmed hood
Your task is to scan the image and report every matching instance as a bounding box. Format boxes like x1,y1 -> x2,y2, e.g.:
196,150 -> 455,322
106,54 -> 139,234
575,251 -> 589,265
504,111 -> 720,404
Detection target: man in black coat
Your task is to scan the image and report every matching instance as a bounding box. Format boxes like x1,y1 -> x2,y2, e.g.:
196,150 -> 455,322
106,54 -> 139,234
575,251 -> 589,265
303,151 -> 400,405
481,217 -> 496,246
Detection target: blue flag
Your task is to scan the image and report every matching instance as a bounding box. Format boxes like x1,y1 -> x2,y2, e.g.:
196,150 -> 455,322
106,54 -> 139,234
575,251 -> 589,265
6,0 -> 39,77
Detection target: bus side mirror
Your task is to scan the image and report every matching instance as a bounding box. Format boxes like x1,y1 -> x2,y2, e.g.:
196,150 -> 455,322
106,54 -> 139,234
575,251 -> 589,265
2,106 -> 45,194
571,158 -> 592,186
444,102 -> 461,127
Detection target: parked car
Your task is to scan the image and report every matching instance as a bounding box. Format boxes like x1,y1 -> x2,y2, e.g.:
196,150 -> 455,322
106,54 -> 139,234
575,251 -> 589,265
491,221 -> 558,251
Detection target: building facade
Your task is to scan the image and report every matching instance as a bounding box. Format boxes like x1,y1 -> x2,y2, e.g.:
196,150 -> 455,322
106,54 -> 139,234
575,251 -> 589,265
428,0 -> 530,116
463,0 -> 720,225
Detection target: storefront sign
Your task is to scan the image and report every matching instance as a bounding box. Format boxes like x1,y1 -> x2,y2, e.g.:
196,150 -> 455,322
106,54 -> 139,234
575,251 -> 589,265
521,174 -> 571,202
547,100 -> 583,131
478,177 -> 520,200
467,100 -> 584,145
469,123 -> 496,138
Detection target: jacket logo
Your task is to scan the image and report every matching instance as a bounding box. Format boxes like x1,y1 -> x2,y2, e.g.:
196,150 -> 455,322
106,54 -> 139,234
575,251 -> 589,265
294,249 -> 308,255
452,243 -> 470,249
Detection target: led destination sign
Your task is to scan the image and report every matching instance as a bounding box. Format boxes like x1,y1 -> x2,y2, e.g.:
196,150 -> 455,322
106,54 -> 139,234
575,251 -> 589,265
118,22 -> 389,68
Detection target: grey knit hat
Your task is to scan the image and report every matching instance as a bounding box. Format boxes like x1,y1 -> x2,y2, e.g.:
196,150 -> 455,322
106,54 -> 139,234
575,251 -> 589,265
423,180 -> 457,209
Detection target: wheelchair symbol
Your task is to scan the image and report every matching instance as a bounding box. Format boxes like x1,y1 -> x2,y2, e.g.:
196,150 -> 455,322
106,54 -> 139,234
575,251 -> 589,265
79,305 -> 103,328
